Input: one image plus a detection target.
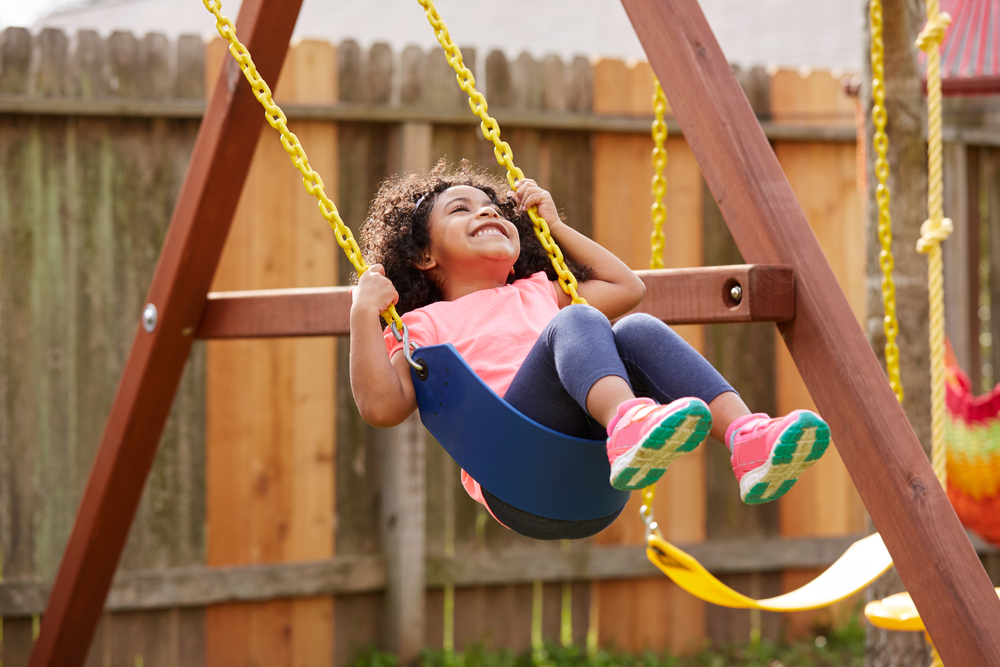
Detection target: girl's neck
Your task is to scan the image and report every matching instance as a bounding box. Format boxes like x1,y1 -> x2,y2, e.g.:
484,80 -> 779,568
435,268 -> 512,302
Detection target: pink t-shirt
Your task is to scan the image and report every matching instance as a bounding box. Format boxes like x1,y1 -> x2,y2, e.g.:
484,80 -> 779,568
383,271 -> 561,511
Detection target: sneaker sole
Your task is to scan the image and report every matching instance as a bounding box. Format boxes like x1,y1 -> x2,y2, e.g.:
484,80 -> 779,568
739,412 -> 830,504
610,400 -> 713,490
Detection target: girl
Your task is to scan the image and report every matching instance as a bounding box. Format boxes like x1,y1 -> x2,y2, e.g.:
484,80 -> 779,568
351,162 -> 829,540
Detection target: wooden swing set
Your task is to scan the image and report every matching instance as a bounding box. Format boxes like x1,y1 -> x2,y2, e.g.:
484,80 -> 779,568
26,0 -> 1000,665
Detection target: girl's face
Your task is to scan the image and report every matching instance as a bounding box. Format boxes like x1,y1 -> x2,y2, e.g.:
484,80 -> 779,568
419,185 -> 520,284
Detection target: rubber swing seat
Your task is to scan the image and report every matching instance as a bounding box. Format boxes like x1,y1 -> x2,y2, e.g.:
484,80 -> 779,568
410,344 -> 631,522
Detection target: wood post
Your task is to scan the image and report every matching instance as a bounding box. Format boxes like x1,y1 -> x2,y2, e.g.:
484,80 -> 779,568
380,413 -> 427,661
620,0 -> 1000,664
379,116 -> 435,661
26,1 -> 303,664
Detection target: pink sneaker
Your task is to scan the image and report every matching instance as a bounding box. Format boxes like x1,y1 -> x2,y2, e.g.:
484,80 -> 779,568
727,410 -> 830,504
606,397 -> 712,490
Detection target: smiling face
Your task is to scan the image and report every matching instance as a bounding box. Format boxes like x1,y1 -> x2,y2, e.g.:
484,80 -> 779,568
418,185 -> 520,298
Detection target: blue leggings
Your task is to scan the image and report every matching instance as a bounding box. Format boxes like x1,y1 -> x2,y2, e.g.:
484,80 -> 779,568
485,304 -> 735,540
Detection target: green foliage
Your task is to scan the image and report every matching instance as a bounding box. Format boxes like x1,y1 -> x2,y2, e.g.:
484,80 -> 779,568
353,617 -> 866,667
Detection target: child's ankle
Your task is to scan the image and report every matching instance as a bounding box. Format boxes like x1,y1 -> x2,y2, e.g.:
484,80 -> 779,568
724,413 -> 768,451
606,397 -> 656,436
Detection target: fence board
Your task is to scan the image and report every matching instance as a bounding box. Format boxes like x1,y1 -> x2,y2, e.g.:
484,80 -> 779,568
205,38 -> 337,666
591,56 -> 706,655
773,136 -> 867,640
333,40 -> 394,658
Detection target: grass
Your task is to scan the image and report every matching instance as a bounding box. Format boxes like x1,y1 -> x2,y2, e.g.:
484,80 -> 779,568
351,615 -> 865,667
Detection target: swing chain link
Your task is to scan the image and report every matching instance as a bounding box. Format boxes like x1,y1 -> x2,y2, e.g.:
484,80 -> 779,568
391,321 -> 429,378
869,0 -> 903,404
650,79 -> 668,270
640,486 -> 663,543
416,0 -> 586,305
201,0 -> 405,332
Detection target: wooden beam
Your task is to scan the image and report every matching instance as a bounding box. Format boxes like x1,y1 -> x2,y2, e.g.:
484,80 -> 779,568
620,1 -> 1000,665
195,265 -> 794,339
11,533 -> 952,616
26,1 -> 303,665
0,94 -> 862,142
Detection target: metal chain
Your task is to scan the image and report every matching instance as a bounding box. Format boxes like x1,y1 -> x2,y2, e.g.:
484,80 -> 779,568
650,78 -> 668,270
415,0 -> 585,305
869,0 -> 904,405
201,0 -> 404,331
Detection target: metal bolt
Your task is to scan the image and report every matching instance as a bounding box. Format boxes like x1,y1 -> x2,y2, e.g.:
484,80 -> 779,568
730,284 -> 743,303
142,304 -> 158,333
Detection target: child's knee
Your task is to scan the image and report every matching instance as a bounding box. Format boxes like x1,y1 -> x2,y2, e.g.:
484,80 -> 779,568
557,303 -> 608,327
613,312 -> 669,341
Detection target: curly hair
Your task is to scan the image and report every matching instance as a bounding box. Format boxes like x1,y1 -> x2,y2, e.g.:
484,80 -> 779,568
358,159 -> 591,315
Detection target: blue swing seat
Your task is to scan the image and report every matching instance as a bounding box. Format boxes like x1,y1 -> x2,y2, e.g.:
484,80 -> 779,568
410,344 -> 631,522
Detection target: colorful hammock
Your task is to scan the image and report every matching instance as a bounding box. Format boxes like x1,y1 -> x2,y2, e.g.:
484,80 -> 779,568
946,364 -> 1000,546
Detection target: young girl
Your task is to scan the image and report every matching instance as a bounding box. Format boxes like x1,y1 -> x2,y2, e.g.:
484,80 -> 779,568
351,162 -> 830,540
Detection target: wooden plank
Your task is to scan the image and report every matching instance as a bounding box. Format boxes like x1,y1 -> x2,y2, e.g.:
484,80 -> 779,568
700,176 -> 781,646
0,95 -> 872,142
944,142 -> 975,376
773,138 -> 867,640
27,1 -> 304,664
988,148 -> 1000,386
590,55 -> 706,655
621,1 -> 1000,664
769,68 -> 855,128
9,532 -> 992,616
0,25 -> 39,667
205,36 -> 337,667
380,416 -> 426,660
333,40 -> 392,658
379,81 -> 434,656
195,267 -> 793,339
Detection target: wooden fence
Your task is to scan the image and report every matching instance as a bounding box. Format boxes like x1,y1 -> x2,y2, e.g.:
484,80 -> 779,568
2,26 -> 999,667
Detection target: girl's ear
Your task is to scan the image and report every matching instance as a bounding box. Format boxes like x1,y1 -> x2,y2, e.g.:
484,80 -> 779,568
414,249 -> 437,271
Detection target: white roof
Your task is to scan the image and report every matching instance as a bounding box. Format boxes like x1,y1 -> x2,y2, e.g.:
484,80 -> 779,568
30,0 -> 862,72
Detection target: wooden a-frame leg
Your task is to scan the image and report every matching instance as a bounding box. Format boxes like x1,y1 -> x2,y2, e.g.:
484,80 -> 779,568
619,1 -> 1000,665
27,1 -> 303,664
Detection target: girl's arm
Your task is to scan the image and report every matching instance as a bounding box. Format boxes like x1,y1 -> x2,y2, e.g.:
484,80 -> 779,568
350,264 -> 419,427
514,179 -> 645,320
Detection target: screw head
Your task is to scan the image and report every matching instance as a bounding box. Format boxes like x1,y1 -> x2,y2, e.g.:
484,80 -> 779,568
142,304 -> 158,333
730,284 -> 743,303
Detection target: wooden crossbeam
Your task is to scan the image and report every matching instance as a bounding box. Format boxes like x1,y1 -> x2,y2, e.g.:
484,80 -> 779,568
27,1 -> 303,665
620,1 -> 1000,665
195,265 -> 793,339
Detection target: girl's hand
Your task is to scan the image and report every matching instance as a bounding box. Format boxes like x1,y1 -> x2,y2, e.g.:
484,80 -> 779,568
352,264 -> 399,316
514,179 -> 562,229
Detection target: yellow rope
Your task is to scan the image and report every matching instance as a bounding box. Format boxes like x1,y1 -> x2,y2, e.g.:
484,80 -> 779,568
415,0 -> 585,305
916,3 -> 954,489
869,0 -> 904,404
650,78 -> 668,270
201,0 -> 403,331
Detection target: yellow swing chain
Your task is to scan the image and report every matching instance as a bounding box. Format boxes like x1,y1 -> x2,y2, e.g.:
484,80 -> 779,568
869,0 -> 904,405
416,0 -> 585,306
650,78 -> 668,270
916,2 -> 954,489
200,0 -> 405,332
642,79 -> 670,538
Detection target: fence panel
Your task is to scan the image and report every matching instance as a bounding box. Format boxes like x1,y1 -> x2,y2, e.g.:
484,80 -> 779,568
0,27 -> 916,666
0,26 -> 205,667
